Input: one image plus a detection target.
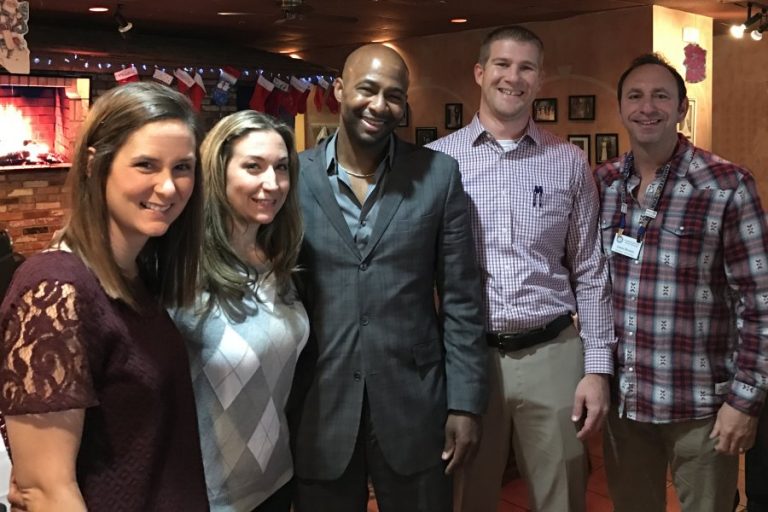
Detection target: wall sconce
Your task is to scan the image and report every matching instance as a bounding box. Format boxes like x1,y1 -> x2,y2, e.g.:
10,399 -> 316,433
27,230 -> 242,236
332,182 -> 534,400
682,27 -> 700,44
115,4 -> 133,36
730,2 -> 766,39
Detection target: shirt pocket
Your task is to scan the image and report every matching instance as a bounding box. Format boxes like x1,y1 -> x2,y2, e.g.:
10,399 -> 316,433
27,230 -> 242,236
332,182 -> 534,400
657,212 -> 711,269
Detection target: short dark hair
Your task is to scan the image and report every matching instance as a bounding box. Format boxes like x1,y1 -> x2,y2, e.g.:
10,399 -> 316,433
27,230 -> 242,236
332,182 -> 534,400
478,25 -> 544,66
617,53 -> 687,107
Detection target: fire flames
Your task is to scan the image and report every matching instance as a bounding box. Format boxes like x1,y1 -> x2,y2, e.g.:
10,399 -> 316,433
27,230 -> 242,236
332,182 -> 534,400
0,104 -> 64,166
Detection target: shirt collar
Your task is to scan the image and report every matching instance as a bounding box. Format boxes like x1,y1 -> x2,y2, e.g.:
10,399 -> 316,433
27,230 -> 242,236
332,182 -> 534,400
467,113 -> 542,148
618,133 -> 694,180
325,131 -> 396,175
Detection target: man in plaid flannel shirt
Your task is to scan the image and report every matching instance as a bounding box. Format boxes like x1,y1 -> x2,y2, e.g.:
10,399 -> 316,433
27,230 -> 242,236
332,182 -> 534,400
594,53 -> 768,512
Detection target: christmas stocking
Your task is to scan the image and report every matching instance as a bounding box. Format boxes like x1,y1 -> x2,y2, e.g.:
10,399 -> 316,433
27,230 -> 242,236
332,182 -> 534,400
325,83 -> 340,114
313,77 -> 330,112
187,73 -> 206,111
265,76 -> 290,117
114,66 -> 139,85
289,76 -> 311,115
152,68 -> 174,87
174,68 -> 195,94
212,66 -> 241,106
249,74 -> 274,112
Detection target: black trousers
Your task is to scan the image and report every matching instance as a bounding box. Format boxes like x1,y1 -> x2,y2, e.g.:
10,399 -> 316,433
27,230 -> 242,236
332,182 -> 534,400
294,395 -> 451,512
746,404 -> 768,512
251,480 -> 293,512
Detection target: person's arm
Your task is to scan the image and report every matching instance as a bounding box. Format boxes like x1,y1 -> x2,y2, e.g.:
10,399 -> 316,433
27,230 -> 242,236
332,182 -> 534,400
709,172 -> 768,454
434,157 -> 487,471
565,155 -> 616,439
6,410 -> 86,512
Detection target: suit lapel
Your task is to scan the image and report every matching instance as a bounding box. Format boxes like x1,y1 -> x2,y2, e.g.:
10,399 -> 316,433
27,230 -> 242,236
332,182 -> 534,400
361,139 -> 408,261
302,140 -> 362,259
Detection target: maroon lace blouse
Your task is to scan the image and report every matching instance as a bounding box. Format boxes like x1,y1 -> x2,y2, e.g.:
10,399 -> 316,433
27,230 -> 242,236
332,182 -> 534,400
0,251 -> 208,511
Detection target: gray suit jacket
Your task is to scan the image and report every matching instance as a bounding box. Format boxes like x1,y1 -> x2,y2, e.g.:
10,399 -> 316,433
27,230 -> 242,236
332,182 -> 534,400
293,136 -> 487,479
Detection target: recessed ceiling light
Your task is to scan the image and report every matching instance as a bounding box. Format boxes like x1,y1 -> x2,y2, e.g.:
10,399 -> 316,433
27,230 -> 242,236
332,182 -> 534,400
289,53 -> 303,60
88,6 -> 109,12
450,18 -> 468,24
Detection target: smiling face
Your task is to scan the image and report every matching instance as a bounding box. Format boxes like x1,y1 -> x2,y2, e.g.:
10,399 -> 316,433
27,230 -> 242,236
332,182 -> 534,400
105,119 -> 196,260
334,47 -> 408,150
619,63 -> 688,150
475,38 -> 542,127
225,129 -> 290,233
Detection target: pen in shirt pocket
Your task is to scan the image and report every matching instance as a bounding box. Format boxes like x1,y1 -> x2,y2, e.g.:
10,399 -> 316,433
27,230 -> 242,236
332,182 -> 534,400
533,185 -> 543,208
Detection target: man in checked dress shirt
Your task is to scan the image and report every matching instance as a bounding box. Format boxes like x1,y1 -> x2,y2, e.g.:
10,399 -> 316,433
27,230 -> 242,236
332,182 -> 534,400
594,53 -> 768,512
427,25 -> 615,512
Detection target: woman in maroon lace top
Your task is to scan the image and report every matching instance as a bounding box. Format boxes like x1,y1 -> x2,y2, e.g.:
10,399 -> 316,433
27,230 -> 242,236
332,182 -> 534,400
0,82 -> 209,511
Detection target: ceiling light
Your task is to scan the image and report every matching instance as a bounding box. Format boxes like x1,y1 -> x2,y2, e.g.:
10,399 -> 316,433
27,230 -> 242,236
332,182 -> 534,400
289,53 -> 302,60
450,18 -> 468,24
731,2 -> 767,39
751,29 -> 763,40
114,4 -> 133,36
88,6 -> 109,12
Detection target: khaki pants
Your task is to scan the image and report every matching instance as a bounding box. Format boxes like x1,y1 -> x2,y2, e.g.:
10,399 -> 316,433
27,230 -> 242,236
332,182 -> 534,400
604,409 -> 738,512
454,326 -> 587,512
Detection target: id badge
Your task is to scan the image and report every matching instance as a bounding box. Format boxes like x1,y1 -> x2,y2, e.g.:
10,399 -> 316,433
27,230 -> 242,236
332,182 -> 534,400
611,233 -> 642,259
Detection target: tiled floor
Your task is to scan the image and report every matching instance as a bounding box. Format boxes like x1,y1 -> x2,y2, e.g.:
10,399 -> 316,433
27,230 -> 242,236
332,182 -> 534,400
367,431 -> 748,512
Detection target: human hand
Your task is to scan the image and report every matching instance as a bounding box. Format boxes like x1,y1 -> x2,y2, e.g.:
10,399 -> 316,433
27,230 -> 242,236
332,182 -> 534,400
442,412 -> 481,475
572,373 -> 610,441
709,402 -> 758,455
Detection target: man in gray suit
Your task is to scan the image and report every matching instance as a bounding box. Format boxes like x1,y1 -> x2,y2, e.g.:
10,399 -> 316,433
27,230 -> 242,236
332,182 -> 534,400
292,44 -> 487,512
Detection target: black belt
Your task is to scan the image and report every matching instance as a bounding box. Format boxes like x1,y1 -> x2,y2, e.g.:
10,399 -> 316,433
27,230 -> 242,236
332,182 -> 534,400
487,313 -> 573,352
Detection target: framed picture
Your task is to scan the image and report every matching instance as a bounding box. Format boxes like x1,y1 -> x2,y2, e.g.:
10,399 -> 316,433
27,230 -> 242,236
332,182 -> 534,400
595,133 -> 619,164
398,103 -> 410,127
678,97 -> 696,143
568,95 -> 596,121
445,103 -> 463,129
568,134 -> 590,163
415,127 -> 438,146
532,98 -> 557,122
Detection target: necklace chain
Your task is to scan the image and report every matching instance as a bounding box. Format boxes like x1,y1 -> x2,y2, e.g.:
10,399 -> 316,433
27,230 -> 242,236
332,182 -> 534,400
345,169 -> 376,179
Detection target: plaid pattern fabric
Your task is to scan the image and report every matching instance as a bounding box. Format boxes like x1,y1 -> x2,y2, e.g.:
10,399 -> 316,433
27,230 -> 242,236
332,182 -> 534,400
428,115 -> 615,375
594,135 -> 768,422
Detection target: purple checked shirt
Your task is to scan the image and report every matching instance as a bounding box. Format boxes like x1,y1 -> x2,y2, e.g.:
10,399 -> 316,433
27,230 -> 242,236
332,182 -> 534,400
428,115 -> 615,375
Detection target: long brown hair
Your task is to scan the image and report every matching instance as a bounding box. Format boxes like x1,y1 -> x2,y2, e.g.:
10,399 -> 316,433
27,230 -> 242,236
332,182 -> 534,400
198,110 -> 302,321
58,81 -> 203,310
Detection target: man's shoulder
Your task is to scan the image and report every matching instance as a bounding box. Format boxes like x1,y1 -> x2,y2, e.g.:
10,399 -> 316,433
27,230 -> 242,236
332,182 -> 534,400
687,144 -> 754,191
426,125 -> 473,157
594,157 -> 623,184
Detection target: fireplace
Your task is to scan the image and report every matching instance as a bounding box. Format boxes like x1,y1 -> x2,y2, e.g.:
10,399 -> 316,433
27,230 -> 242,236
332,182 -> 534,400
0,75 -> 89,168
0,76 -> 89,255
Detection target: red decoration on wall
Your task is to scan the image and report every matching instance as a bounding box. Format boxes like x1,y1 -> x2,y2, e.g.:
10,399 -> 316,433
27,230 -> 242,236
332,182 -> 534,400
683,43 -> 706,84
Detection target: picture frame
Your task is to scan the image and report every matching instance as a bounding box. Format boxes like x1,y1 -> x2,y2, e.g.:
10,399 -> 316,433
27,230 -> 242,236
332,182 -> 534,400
532,98 -> 557,123
415,127 -> 438,146
568,95 -> 596,121
678,97 -> 696,143
398,103 -> 410,127
595,133 -> 619,164
445,103 -> 463,129
568,134 -> 591,163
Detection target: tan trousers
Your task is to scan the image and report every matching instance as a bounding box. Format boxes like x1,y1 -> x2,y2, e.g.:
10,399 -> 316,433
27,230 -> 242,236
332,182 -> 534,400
454,326 -> 588,512
604,409 -> 739,512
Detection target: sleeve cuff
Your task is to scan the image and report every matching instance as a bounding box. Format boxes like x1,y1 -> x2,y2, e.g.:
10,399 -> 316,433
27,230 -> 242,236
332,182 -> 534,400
727,380 -> 767,417
584,347 -> 614,376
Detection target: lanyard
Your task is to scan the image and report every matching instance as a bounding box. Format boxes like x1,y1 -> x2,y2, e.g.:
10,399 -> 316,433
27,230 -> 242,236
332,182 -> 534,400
618,148 -> 694,241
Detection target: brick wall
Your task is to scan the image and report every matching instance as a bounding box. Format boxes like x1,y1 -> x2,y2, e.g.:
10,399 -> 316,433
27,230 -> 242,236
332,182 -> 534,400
0,168 -> 67,255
